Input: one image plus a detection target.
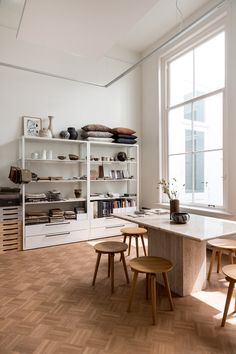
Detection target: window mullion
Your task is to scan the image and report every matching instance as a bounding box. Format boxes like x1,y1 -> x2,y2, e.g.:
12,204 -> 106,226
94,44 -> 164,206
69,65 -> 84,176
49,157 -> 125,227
191,102 -> 195,204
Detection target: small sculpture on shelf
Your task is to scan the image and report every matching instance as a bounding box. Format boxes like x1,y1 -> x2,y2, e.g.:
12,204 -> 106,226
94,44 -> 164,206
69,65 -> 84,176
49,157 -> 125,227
60,130 -> 70,139
67,127 -> 78,140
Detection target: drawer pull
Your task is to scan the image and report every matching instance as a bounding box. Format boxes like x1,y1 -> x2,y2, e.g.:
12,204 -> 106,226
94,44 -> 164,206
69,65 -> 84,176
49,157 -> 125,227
46,232 -> 70,237
45,222 -> 70,226
105,224 -> 125,229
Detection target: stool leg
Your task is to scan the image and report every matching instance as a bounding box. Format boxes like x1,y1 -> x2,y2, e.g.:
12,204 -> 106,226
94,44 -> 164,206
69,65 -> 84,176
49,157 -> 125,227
162,272 -> 174,311
217,251 -> 222,273
229,251 -> 234,264
120,235 -> 127,261
127,271 -> 138,312
146,273 -> 149,300
92,252 -> 101,286
140,234 -> 147,256
150,275 -> 157,325
207,248 -> 217,281
128,236 -> 132,256
110,253 -> 115,294
221,280 -> 235,327
121,252 -> 129,284
135,236 -> 139,258
108,254 -> 110,278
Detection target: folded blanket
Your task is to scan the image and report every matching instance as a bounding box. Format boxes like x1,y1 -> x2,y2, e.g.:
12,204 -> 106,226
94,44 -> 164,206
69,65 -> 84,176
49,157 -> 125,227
113,133 -> 137,140
81,131 -> 113,138
112,127 -> 136,135
85,137 -> 114,142
82,124 -> 112,132
114,138 -> 137,144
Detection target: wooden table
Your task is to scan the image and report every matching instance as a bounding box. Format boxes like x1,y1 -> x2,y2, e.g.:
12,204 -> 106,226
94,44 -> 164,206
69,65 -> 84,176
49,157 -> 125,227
116,211 -> 236,296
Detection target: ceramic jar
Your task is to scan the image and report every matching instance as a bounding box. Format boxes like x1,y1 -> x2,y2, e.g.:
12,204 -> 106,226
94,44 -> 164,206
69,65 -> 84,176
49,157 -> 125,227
67,127 -> 78,140
170,199 -> 179,219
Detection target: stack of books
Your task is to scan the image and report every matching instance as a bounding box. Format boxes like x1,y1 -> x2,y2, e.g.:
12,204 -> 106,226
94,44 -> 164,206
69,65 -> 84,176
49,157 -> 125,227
25,212 -> 49,225
49,208 -> 65,223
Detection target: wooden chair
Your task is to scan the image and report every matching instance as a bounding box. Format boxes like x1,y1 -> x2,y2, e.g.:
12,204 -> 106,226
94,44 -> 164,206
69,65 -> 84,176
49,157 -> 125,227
127,256 -> 174,325
221,264 -> 236,327
92,241 -> 129,294
207,238 -> 236,281
121,227 -> 147,258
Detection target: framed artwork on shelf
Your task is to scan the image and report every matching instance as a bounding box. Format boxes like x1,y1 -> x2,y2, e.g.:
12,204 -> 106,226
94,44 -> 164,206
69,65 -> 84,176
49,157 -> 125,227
22,116 -> 42,137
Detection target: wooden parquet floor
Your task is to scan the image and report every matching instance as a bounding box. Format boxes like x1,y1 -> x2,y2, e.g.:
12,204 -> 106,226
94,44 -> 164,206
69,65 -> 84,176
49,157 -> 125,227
0,236 -> 236,354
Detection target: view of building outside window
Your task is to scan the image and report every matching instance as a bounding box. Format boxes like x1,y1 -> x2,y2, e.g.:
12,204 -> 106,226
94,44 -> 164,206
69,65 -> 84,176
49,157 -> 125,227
166,31 -> 225,207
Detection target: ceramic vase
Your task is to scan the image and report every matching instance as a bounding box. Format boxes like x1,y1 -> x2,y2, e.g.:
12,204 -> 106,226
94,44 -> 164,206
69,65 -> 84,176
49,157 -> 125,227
67,127 -> 78,140
170,199 -> 179,219
48,116 -> 54,138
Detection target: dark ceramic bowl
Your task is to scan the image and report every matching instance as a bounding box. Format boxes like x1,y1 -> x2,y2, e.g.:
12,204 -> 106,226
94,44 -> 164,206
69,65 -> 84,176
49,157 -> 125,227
57,155 -> 66,160
171,212 -> 190,224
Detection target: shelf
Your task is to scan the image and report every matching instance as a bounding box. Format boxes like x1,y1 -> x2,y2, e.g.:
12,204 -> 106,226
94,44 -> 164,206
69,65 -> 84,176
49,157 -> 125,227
30,179 -> 87,183
89,141 -> 138,148
21,136 -> 87,144
90,179 -> 136,182
90,196 -> 137,201
25,197 -> 86,205
23,158 -> 86,163
88,161 -> 136,164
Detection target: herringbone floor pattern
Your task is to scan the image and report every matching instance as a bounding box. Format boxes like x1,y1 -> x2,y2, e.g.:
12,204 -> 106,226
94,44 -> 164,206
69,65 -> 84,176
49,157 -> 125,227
0,236 -> 236,354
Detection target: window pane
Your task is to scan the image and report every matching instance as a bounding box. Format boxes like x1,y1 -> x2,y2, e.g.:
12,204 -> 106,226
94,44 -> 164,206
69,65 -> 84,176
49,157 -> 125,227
195,32 -> 225,96
193,93 -> 223,151
168,105 -> 192,155
169,150 -> 223,206
169,51 -> 193,106
194,150 -> 223,206
168,155 -> 192,203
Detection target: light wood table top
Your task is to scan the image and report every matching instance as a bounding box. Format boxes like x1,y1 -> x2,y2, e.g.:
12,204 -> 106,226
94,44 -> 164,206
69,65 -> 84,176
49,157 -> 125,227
116,211 -> 236,242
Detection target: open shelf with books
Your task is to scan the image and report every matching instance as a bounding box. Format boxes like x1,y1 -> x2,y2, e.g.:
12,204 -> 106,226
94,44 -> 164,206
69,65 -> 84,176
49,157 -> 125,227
20,137 -> 139,249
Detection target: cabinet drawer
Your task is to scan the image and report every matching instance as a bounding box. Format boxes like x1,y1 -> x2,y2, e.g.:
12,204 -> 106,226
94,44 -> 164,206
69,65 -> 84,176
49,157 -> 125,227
25,229 -> 89,249
90,222 -> 137,240
25,220 -> 89,237
91,217 -> 129,228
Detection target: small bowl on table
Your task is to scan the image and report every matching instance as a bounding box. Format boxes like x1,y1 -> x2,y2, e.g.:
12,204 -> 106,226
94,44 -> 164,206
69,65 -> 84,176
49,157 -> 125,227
171,212 -> 190,224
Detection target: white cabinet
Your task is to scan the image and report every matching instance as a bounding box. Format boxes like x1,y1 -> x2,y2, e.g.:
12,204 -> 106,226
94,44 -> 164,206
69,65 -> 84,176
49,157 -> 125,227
20,136 -> 139,249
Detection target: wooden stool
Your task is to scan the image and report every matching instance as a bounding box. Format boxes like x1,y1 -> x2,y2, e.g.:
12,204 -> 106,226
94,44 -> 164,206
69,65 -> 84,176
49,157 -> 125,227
92,241 -> 129,294
121,227 -> 147,258
127,256 -> 174,325
221,264 -> 236,327
207,238 -> 236,281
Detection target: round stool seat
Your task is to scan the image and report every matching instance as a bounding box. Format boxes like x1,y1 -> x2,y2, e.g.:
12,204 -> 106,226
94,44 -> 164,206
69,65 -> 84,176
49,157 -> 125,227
221,264 -> 236,327
130,256 -> 173,274
208,238 -> 236,249
94,241 -> 128,254
207,238 -> 236,281
222,264 -> 236,280
121,227 -> 147,235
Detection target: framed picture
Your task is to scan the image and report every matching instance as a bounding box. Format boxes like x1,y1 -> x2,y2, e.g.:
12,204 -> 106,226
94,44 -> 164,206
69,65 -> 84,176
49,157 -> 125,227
23,116 -> 42,137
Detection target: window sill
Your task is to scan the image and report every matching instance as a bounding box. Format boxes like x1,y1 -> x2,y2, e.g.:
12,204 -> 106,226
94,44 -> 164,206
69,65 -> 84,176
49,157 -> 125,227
156,202 -> 233,219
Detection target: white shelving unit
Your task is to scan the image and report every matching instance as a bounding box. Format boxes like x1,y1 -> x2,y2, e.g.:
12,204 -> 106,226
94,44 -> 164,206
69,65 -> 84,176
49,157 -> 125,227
20,136 -> 139,250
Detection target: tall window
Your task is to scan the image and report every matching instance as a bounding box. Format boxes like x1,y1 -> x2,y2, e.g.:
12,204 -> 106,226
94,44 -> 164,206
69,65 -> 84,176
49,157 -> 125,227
165,31 -> 225,207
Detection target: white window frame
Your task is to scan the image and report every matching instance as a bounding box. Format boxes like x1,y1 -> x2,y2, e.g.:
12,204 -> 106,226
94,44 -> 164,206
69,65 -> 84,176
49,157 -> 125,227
159,16 -> 228,212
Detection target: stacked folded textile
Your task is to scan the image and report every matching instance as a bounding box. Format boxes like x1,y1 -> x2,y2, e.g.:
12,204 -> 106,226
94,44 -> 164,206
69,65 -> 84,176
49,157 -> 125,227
64,210 -> 76,220
25,193 -> 47,203
111,128 -> 137,144
81,124 -> 114,142
25,211 -> 49,225
49,208 -> 65,223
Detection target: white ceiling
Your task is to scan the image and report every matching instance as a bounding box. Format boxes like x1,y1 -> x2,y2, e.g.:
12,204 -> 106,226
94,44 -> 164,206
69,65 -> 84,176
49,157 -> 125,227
0,0 -> 218,85
17,0 -> 159,58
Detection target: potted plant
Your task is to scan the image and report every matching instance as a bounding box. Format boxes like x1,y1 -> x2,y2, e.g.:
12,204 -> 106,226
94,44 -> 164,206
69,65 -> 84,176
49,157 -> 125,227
158,178 -> 179,218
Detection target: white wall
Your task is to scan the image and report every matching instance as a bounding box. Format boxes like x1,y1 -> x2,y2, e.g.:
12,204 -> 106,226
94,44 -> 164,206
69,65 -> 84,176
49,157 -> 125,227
140,0 -> 236,219
0,66 -> 141,186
